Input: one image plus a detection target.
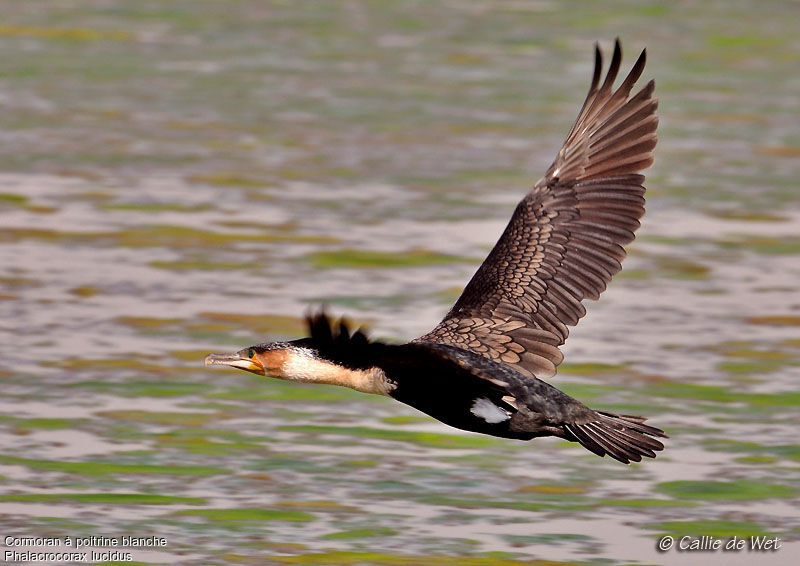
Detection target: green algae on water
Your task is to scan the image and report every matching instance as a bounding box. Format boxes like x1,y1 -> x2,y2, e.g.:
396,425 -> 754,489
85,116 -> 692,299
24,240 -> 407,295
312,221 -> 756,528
656,479 -> 796,501
322,526 -> 398,540
277,424 -> 503,449
306,248 -> 475,269
0,455 -> 229,477
0,493 -> 206,505
175,507 -> 315,523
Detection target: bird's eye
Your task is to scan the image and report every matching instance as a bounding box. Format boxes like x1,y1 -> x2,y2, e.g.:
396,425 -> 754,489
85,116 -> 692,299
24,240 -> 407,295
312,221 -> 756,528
247,348 -> 256,358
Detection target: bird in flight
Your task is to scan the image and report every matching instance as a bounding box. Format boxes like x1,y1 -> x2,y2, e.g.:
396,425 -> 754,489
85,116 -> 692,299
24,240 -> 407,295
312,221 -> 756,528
205,40 -> 664,464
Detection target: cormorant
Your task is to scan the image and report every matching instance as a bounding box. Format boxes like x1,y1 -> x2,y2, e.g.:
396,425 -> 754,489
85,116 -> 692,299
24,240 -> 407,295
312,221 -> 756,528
205,40 -> 665,464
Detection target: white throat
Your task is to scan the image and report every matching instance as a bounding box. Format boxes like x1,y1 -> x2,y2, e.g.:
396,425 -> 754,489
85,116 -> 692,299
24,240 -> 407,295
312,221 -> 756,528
278,349 -> 396,396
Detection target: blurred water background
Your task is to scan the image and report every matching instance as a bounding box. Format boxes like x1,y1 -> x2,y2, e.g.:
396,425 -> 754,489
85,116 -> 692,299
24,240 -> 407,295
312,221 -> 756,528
0,1 -> 798,565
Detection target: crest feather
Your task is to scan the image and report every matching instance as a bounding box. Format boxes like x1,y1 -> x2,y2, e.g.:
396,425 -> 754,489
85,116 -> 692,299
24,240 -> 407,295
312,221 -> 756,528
306,310 -> 370,348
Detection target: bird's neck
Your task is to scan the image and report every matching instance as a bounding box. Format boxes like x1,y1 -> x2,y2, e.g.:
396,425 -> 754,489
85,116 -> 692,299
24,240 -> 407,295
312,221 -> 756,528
275,348 -> 396,396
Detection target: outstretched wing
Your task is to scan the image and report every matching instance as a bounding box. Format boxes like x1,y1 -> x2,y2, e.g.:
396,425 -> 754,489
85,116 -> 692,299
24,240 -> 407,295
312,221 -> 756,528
416,39 -> 658,379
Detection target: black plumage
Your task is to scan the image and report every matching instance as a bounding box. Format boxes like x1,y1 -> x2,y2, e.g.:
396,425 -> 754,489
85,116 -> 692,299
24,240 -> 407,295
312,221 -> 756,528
301,312 -> 665,464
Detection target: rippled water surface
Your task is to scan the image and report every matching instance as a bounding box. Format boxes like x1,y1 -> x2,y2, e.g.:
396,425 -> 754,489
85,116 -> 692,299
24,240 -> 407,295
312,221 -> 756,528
1,2 -> 799,565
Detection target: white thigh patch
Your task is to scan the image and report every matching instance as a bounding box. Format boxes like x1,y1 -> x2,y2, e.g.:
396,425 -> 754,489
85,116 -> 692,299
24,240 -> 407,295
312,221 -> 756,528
470,397 -> 510,424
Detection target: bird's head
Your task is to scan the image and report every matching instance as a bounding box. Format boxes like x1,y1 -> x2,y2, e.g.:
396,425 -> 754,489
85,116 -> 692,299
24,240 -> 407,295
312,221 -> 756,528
204,340 -> 314,379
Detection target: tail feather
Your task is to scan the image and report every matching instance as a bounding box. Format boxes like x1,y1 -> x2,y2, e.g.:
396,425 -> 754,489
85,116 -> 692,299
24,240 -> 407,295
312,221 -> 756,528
594,423 -> 657,459
565,411 -> 666,464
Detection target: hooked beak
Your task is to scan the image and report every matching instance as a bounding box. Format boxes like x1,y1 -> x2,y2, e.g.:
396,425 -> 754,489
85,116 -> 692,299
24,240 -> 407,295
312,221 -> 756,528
204,352 -> 265,376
